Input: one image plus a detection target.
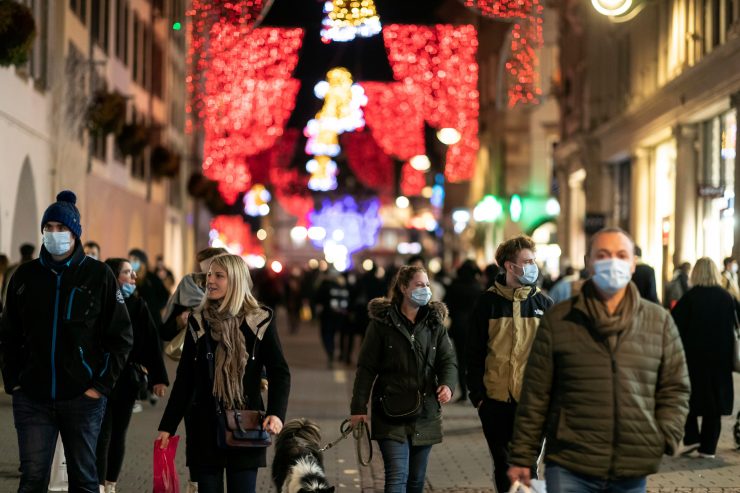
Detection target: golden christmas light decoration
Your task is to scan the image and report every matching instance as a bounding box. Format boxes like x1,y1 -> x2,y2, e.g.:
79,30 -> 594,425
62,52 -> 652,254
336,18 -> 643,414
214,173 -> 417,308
321,0 -> 382,43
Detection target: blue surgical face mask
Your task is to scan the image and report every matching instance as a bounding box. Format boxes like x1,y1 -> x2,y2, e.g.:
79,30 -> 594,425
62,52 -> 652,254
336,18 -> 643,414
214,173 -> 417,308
592,258 -> 632,295
409,286 -> 432,307
43,231 -> 73,256
120,283 -> 136,298
513,262 -> 539,285
130,259 -> 142,272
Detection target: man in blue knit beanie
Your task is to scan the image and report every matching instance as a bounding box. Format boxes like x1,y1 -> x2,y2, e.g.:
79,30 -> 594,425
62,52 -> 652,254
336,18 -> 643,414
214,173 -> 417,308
0,190 -> 133,492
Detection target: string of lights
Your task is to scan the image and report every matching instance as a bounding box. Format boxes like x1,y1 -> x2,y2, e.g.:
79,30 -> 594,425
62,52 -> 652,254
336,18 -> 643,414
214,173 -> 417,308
320,0 -> 382,43
400,161 -> 427,197
209,215 -> 263,256
341,130 -> 394,194
361,82 -> 425,161
382,25 -> 479,182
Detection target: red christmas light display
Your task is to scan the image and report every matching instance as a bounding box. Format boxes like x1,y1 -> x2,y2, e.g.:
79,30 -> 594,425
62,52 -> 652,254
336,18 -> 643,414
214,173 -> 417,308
361,82 -> 425,161
400,161 -> 427,197
463,0 -> 543,106
382,25 -> 479,182
199,26 -> 304,203
267,129 -> 314,225
209,215 -> 263,256
340,130 -> 394,194
187,1 -> 270,130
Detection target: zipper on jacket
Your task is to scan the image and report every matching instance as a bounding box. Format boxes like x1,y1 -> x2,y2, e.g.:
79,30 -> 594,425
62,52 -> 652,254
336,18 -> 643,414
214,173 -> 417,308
608,349 -> 619,479
66,287 -> 79,320
98,353 -> 110,377
79,347 -> 93,379
50,274 -> 62,400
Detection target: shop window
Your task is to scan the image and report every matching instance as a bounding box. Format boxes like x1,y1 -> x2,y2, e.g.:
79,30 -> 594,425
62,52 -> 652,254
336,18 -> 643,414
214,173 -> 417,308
91,0 -> 110,53
152,40 -> 163,98
132,15 -> 140,84
115,1 -> 129,65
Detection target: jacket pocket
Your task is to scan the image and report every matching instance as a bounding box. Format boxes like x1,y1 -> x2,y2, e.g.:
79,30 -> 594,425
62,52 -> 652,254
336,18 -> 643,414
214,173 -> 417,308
555,408 -> 578,444
78,347 -> 93,379
65,286 -> 100,322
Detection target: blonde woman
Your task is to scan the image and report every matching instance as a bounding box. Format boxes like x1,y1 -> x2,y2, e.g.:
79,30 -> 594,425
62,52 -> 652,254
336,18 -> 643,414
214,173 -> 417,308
672,257 -> 737,458
157,255 -> 290,492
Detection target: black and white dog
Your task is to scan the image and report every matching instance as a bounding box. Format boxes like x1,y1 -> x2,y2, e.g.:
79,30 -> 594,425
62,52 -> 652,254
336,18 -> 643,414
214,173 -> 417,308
272,418 -> 335,493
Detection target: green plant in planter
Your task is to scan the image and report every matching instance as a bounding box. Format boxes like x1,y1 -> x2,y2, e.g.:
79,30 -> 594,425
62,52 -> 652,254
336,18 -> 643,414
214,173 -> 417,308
151,145 -> 181,178
86,91 -> 127,135
0,0 -> 36,67
116,122 -> 149,157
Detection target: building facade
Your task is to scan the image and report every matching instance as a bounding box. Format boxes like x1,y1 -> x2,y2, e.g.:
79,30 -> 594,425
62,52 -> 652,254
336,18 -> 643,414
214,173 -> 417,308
556,0 -> 740,295
0,0 -> 195,278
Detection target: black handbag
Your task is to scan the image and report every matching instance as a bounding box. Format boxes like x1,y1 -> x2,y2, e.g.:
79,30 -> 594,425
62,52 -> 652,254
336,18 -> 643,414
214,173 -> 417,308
204,327 -> 271,449
123,362 -> 149,400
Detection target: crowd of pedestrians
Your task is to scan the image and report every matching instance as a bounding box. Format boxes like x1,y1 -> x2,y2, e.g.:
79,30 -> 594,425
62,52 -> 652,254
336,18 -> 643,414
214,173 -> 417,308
0,189 -> 738,493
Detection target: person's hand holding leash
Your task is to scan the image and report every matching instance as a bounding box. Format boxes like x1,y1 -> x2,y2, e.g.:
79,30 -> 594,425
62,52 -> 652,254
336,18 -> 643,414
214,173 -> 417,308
263,415 -> 283,435
436,385 -> 452,404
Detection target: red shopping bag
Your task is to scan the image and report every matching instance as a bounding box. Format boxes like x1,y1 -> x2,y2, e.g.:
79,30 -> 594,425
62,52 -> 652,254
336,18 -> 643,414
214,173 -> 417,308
153,436 -> 180,493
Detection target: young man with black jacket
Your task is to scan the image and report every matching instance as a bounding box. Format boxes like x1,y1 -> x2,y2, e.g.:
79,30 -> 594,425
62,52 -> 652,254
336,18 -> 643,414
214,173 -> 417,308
0,190 -> 133,493
466,235 -> 552,493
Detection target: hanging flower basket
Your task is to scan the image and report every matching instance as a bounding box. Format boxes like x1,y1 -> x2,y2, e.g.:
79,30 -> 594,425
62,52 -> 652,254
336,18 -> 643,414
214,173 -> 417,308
116,122 -> 149,157
0,0 -> 36,68
86,91 -> 127,135
151,145 -> 181,178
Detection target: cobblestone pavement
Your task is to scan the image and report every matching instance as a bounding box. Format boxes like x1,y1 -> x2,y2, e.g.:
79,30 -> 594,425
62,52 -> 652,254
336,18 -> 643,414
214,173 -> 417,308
0,312 -> 738,492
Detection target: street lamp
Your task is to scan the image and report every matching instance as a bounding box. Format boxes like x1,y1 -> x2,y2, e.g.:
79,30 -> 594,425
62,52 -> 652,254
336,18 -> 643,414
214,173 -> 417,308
591,0 -> 632,16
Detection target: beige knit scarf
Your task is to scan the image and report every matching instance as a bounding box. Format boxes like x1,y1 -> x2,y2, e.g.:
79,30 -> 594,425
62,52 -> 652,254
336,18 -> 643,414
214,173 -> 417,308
203,301 -> 248,409
576,280 -> 638,340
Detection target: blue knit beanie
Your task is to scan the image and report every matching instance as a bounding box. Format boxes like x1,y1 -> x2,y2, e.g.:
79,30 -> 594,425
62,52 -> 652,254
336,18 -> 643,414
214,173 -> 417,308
41,190 -> 82,238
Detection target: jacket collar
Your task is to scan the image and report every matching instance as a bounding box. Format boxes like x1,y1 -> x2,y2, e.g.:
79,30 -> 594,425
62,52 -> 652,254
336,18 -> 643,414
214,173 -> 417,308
192,304 -> 273,341
368,297 -> 448,326
490,274 -> 538,302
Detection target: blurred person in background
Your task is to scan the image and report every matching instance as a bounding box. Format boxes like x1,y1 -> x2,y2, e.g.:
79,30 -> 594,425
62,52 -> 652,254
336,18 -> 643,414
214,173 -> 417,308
83,241 -> 101,260
284,266 -> 303,334
444,260 -> 482,403
631,245 -> 659,303
96,258 -> 169,493
155,255 -> 176,293
129,248 -> 170,327
0,254 -> 8,312
161,247 -> 228,342
1,243 -> 35,305
664,262 -> 691,309
671,257 -> 737,459
720,257 -> 740,300
315,270 -> 350,368
467,236 -> 552,493
483,263 -> 500,290
547,266 -> 586,304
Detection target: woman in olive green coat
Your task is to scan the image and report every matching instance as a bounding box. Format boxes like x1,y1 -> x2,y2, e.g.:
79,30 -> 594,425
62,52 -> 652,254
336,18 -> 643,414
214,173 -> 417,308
350,265 -> 458,493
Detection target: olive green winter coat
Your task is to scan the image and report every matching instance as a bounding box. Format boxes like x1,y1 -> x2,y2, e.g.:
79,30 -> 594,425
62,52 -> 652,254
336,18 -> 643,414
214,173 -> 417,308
350,298 -> 458,446
509,282 -> 690,479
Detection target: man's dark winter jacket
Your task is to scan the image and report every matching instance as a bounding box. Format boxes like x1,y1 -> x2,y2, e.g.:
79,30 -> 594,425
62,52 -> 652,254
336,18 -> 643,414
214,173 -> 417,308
509,282 -> 690,479
0,243 -> 133,400
350,298 -> 457,446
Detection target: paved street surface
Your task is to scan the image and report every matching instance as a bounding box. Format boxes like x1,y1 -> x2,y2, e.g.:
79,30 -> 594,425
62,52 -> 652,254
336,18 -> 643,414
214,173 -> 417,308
0,311 -> 739,492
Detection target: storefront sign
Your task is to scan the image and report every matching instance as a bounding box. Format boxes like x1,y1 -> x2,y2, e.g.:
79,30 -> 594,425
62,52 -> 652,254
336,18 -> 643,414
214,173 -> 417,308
697,184 -> 725,198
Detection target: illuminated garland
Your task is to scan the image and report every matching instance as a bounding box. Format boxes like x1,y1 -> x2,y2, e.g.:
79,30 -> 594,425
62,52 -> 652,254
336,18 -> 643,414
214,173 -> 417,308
200,26 -> 304,203
187,1 -> 269,131
209,215 -> 263,256
382,25 -> 479,182
268,129 -> 315,224
308,196 -> 382,271
400,161 -> 427,197
304,67 -> 367,191
463,0 -> 543,106
361,82 -> 425,161
243,184 -> 272,217
341,130 -> 394,194
321,0 -> 382,43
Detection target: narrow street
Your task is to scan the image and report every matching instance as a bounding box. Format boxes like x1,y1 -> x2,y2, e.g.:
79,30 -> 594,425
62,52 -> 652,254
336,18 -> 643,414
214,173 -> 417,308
0,309 -> 738,492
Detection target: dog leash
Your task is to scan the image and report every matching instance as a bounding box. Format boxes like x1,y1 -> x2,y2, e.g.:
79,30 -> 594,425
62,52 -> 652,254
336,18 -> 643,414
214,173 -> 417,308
319,418 -> 373,466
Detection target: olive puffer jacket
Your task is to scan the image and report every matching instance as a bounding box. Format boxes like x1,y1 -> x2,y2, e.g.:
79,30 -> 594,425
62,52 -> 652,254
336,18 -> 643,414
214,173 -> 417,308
350,298 -> 457,446
509,283 -> 690,479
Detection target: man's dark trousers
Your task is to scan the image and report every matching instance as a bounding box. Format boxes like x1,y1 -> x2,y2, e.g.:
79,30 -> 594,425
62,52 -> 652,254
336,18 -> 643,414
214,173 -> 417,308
13,389 -> 107,493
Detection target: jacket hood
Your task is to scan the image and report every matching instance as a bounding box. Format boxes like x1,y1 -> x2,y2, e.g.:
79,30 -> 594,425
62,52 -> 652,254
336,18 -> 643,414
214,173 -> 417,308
367,297 -> 448,324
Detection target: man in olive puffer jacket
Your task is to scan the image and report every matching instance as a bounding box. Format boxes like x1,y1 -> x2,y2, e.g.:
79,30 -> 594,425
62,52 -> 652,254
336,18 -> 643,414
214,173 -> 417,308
509,227 -> 690,491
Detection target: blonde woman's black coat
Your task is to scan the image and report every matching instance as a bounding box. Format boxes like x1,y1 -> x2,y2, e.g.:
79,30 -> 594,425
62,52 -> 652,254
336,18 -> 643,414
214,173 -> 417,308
158,307 -> 290,470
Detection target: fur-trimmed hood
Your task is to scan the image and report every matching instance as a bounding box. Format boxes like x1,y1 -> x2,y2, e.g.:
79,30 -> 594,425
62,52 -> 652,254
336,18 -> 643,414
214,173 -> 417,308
367,297 -> 448,325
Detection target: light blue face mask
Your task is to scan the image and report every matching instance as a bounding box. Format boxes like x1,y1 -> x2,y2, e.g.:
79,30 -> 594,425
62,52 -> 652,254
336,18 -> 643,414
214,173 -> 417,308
592,258 -> 632,295
120,283 -> 136,298
130,259 -> 142,272
43,231 -> 73,256
513,262 -> 539,285
410,286 -> 432,307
